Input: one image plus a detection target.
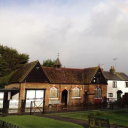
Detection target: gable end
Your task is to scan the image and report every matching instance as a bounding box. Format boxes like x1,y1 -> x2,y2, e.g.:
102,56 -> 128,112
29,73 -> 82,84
22,62 -> 49,83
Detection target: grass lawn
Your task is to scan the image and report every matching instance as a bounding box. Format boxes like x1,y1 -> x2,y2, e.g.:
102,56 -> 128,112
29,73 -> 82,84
0,115 -> 84,128
58,109 -> 128,127
1,110 -> 128,128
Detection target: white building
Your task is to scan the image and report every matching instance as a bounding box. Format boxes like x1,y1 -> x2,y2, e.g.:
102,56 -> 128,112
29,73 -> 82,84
103,66 -> 128,102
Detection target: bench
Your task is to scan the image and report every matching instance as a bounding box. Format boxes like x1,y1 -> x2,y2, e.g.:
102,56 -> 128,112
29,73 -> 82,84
88,116 -> 117,128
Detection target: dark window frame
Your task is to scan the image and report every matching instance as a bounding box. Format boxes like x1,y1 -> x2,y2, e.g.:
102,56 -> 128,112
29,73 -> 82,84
108,93 -> 113,97
126,82 -> 128,88
113,81 -> 117,88
95,87 -> 102,99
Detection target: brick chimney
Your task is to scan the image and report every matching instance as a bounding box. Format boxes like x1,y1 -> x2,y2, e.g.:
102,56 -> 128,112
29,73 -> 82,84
109,66 -> 116,74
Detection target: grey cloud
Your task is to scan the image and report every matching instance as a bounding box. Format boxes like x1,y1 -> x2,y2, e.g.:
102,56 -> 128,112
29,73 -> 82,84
0,1 -> 128,75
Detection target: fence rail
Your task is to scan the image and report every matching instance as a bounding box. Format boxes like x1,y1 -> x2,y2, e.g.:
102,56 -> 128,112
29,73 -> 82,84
0,120 -> 22,128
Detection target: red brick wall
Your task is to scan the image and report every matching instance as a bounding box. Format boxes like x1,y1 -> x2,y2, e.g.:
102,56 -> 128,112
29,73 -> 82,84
5,83 -> 107,107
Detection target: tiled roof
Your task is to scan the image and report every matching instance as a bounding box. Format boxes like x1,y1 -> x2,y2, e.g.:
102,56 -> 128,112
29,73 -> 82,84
9,60 -> 100,84
83,67 -> 99,84
42,66 -> 99,84
116,72 -> 128,81
9,61 -> 38,83
103,71 -> 128,81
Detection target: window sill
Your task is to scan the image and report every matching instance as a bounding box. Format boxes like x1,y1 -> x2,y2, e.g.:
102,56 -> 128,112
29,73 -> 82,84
72,97 -> 81,99
49,98 -> 58,99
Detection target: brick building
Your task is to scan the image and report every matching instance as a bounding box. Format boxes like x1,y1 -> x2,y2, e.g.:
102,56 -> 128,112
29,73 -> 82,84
3,58 -> 107,112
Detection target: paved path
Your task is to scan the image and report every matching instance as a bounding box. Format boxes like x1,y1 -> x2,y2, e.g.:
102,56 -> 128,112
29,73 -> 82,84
40,114 -> 127,128
43,114 -> 88,128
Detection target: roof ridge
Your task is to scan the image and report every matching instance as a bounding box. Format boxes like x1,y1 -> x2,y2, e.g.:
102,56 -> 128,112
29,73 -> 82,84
42,66 -> 84,70
83,66 -> 99,70
42,66 -> 99,70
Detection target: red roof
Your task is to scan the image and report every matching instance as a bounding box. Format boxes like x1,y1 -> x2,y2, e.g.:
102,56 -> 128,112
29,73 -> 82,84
42,66 -> 99,84
9,60 -> 100,84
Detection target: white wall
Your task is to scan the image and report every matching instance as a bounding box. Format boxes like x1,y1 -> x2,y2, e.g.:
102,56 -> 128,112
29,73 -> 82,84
0,92 -> 4,99
0,93 -> 4,108
9,93 -> 19,109
107,80 -> 128,100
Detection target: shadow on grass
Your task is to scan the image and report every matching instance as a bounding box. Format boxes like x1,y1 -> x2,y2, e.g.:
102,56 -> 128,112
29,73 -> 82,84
83,125 -> 89,128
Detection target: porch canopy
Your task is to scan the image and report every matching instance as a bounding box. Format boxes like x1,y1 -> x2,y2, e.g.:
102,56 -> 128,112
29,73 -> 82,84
0,88 -> 20,99
0,88 -> 20,93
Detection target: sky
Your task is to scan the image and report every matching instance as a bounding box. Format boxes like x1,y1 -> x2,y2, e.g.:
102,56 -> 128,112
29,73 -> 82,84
0,0 -> 128,74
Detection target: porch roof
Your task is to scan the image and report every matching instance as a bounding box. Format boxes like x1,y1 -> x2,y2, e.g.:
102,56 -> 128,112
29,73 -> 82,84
0,88 -> 20,92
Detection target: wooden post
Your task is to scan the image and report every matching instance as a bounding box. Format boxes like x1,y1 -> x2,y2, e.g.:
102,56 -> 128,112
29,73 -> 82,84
18,83 -> 25,113
30,101 -> 32,115
21,100 -> 26,113
3,92 -> 9,115
43,89 -> 46,114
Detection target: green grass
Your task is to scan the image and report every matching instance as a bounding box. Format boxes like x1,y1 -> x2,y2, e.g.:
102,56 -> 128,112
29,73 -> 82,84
58,110 -> 128,127
1,110 -> 128,127
94,110 -> 128,127
0,115 -> 84,128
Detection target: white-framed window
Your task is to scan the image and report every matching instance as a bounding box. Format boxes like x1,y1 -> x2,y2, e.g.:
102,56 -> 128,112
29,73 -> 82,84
72,87 -> 80,97
108,93 -> 113,97
26,90 -> 44,100
113,81 -> 117,88
95,87 -> 101,99
26,90 -> 44,108
126,82 -> 128,88
49,87 -> 58,98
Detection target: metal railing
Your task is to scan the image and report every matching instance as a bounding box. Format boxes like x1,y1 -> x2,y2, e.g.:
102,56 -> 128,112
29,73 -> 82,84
0,120 -> 21,128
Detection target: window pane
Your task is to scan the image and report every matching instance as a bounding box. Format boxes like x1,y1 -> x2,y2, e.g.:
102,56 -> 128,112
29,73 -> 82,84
73,87 -> 80,97
108,93 -> 113,97
113,81 -> 117,88
36,90 -> 44,98
50,87 -> 58,98
26,90 -> 35,99
95,88 -> 101,98
126,82 -> 128,87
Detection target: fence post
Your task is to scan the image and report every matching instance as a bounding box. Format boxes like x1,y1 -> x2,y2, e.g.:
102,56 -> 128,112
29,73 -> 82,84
2,121 -> 4,127
3,100 -> 9,115
30,101 -> 32,115
21,100 -> 26,113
